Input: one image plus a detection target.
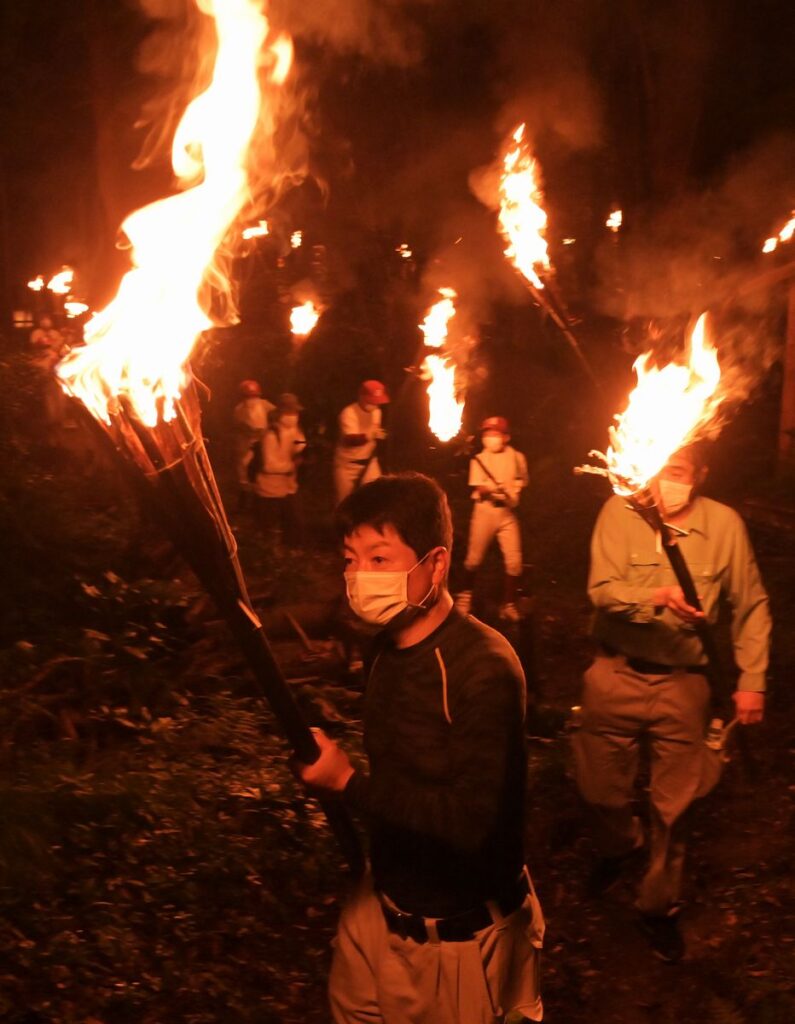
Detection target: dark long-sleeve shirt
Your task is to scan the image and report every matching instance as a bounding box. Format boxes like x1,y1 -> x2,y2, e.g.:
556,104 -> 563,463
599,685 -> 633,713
344,608 -> 527,917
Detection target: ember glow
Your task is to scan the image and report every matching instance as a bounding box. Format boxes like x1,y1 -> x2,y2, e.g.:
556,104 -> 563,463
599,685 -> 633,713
48,268 -> 74,295
498,124 -> 550,290
242,219 -> 270,239
28,275 -> 45,292
290,230 -> 303,249
762,211 -> 795,254
290,300 -> 320,338
606,209 -> 623,233
396,243 -> 413,259
419,287 -> 464,442
57,0 -> 291,426
581,314 -> 723,494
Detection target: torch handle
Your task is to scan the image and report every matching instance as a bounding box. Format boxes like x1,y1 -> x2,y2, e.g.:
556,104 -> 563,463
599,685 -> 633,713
659,536 -> 724,682
526,281 -> 601,389
631,491 -> 726,696
198,560 -> 366,879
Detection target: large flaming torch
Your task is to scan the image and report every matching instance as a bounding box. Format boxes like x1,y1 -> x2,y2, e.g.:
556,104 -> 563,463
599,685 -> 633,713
576,314 -> 727,685
498,124 -> 598,386
57,0 -> 362,875
419,287 -> 464,442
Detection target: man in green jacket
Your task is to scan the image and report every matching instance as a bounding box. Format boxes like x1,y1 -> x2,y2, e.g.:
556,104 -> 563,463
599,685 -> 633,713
572,445 -> 771,961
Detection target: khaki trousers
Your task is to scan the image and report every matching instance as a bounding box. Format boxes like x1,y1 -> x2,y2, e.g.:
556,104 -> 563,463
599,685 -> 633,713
464,503 -> 523,577
335,458 -> 382,504
571,654 -> 723,914
329,874 -> 544,1024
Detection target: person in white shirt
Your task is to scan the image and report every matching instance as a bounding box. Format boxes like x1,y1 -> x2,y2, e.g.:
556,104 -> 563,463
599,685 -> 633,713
334,380 -> 390,504
455,417 -> 529,623
233,380 -> 275,508
253,393 -> 307,549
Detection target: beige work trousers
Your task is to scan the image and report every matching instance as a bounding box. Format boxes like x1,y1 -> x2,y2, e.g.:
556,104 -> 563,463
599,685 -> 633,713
571,653 -> 723,915
329,874 -> 544,1024
464,502 -> 523,577
335,458 -> 382,504
234,435 -> 258,489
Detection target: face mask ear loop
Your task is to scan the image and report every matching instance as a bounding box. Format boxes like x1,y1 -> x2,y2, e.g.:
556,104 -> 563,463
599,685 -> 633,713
405,548 -> 447,611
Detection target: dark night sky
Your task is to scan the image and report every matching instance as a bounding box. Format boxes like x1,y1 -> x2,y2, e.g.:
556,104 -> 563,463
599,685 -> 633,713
1,0 -> 794,323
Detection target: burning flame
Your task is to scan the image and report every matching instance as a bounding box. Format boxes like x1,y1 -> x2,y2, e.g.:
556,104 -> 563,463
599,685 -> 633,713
28,276 -> 45,292
242,219 -> 270,239
419,288 -> 464,442
420,286 -> 457,350
762,211 -> 795,254
396,243 -> 412,260
48,268 -> 74,295
585,314 -> 723,494
498,124 -> 550,290
64,299 -> 90,319
290,300 -> 320,338
290,230 -> 303,249
57,0 -> 291,427
606,209 -> 623,233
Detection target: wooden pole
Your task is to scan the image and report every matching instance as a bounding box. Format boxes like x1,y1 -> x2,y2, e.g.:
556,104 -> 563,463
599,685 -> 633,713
80,386 -> 364,877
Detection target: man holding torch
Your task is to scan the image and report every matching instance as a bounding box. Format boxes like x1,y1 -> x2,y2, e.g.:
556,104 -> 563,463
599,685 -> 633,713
455,416 -> 529,623
572,444 -> 771,962
295,473 -> 545,1024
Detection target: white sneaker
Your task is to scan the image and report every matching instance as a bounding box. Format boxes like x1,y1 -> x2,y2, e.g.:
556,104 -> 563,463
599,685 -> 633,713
499,601 -> 521,623
454,590 -> 473,615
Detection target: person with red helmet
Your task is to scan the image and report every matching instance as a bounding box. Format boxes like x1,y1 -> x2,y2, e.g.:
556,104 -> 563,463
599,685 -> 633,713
334,380 -> 390,503
455,416 -> 528,623
233,380 -> 274,509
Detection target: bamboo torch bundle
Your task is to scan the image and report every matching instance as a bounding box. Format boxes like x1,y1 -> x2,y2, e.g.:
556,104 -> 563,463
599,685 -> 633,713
56,0 -> 363,876
496,123 -> 599,388
84,381 -> 365,875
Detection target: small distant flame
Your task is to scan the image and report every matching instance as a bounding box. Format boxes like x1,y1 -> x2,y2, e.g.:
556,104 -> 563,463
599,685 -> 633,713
396,243 -> 412,260
242,219 -> 269,239
419,287 -> 463,442
57,0 -> 291,427
290,300 -> 320,338
28,276 -> 45,292
48,268 -> 74,295
498,124 -> 550,290
65,299 -> 90,319
562,238 -> 576,246
583,314 -> 723,494
762,211 -> 795,254
290,230 -> 303,249
606,209 -> 623,233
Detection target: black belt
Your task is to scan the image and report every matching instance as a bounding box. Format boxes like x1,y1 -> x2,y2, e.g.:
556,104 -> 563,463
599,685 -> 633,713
602,646 -> 705,676
379,872 -> 530,944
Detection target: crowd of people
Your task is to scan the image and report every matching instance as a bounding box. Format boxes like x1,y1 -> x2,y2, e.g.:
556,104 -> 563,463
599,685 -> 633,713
232,376 -> 771,1024
21,325 -> 773,1021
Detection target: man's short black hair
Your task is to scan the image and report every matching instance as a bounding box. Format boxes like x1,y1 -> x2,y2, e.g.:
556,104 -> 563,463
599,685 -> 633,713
335,473 -> 453,558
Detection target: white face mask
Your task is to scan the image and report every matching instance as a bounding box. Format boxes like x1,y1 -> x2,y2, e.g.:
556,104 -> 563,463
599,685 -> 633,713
482,435 -> 504,453
659,479 -> 693,515
345,551 -> 438,626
